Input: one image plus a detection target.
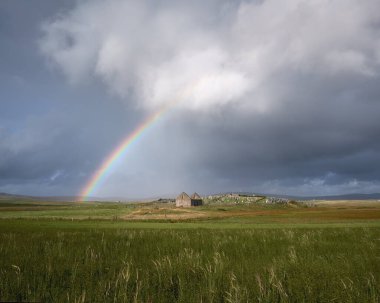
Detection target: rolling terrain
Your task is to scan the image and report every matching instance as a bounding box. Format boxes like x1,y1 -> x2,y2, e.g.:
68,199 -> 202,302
0,195 -> 379,302
1,194 -> 380,226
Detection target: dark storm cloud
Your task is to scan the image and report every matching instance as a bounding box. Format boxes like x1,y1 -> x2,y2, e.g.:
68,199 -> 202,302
170,67 -> 380,194
0,100 -> 144,194
1,0 -> 380,197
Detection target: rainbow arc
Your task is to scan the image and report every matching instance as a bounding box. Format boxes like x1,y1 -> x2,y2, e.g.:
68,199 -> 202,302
80,78 -> 207,201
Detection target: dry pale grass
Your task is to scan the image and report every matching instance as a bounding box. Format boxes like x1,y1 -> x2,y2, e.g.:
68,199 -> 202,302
314,199 -> 380,208
121,201 -> 380,222
121,206 -> 208,220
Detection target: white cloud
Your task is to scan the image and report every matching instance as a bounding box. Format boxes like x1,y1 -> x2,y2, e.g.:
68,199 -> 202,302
40,0 -> 380,111
140,48 -> 250,110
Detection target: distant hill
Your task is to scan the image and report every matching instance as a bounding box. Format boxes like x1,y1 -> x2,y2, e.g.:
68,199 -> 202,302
0,192 -> 80,202
296,193 -> 380,200
1,191 -> 380,203
0,192 -> 39,200
211,192 -> 380,201
0,192 -> 163,203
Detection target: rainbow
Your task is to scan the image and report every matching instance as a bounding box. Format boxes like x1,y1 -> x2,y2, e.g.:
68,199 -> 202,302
79,77 -> 208,201
79,102 -> 172,201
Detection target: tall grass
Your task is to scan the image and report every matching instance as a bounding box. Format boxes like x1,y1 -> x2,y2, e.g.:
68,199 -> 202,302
0,226 -> 379,302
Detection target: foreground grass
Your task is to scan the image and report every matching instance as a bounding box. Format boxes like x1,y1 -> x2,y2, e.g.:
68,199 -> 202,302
0,221 -> 379,302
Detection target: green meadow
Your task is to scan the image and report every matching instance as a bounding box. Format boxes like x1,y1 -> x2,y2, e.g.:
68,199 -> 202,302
0,198 -> 380,302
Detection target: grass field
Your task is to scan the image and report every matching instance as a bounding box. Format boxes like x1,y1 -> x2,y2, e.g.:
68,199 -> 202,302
0,198 -> 379,302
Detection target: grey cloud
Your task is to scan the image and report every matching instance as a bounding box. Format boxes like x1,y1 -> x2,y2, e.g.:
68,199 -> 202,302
156,60 -> 380,195
0,97 -> 146,195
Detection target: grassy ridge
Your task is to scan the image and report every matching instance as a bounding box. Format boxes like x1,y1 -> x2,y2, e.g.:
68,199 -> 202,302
1,199 -> 380,225
0,222 -> 379,302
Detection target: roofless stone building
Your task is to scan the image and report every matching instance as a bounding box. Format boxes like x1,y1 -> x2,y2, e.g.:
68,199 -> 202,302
176,192 -> 203,207
190,192 -> 203,206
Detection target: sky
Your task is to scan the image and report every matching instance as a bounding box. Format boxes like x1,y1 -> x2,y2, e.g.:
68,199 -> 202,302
1,0 -> 380,199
